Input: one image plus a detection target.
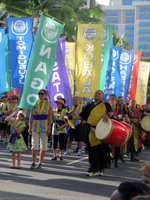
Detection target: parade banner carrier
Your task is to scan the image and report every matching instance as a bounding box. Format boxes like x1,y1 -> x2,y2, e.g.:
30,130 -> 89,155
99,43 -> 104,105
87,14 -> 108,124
104,47 -> 121,101
119,50 -> 134,102
76,24 -> 103,98
127,51 -> 141,102
0,28 -> 7,93
8,17 -> 32,88
19,15 -> 64,110
135,62 -> 150,105
47,39 -> 73,109
65,42 -> 75,96
100,25 -> 112,92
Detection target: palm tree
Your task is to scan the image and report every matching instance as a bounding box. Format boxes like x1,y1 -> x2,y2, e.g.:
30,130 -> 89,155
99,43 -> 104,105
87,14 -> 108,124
1,0 -> 103,41
112,28 -> 130,50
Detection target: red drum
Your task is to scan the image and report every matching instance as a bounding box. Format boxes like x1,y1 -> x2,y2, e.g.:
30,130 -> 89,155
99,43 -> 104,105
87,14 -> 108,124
119,121 -> 132,141
95,119 -> 128,147
141,116 -> 150,134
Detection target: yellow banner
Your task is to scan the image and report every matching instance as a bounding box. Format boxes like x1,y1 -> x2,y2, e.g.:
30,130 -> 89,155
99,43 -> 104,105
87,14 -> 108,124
76,24 -> 103,98
65,42 -> 75,97
135,62 -> 150,105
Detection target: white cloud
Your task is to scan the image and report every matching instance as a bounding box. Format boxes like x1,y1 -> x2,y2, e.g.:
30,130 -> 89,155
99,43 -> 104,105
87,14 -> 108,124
96,0 -> 109,5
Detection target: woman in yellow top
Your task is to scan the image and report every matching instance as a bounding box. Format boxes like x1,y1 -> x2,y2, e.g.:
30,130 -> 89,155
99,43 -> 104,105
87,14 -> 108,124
29,89 -> 52,169
52,98 -> 68,160
6,110 -> 27,169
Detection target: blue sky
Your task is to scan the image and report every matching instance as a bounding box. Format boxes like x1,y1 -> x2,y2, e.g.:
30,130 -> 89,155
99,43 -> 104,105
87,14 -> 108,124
96,0 -> 109,5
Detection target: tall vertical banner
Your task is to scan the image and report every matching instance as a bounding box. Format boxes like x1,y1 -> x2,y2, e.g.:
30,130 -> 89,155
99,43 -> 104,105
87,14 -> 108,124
100,25 -> 112,92
8,17 -> 32,88
76,24 -> 103,98
47,39 -> 73,109
119,50 -> 134,102
135,62 -> 150,105
19,15 -> 64,110
0,29 -> 7,93
65,42 -> 75,96
5,35 -> 12,92
104,47 -> 121,101
127,51 -> 141,102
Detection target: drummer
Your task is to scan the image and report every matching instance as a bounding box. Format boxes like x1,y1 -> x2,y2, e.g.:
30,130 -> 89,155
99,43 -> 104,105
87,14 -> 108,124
118,96 -> 130,162
62,90 -> 113,176
127,99 -> 144,162
143,103 -> 150,149
109,95 -> 129,168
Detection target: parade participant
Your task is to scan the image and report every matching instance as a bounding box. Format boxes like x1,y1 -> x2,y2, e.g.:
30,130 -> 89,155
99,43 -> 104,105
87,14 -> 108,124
64,97 -> 84,156
109,96 -> 129,168
4,95 -> 20,143
4,97 -> 11,144
140,162 -> 150,188
143,103 -> 150,149
0,95 -> 9,143
128,100 -> 144,162
118,96 -> 130,163
52,98 -> 68,160
22,109 -> 31,148
6,110 -> 27,169
63,90 -> 113,176
29,89 -> 52,169
110,182 -> 150,200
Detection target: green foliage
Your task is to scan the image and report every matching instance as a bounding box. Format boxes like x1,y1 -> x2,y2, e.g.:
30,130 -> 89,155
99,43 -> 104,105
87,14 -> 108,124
1,0 -> 103,41
112,28 -> 130,50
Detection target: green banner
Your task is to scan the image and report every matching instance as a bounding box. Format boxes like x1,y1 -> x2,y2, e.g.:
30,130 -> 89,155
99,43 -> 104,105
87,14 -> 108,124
5,35 -> 13,92
19,15 -> 64,110
100,25 -> 112,92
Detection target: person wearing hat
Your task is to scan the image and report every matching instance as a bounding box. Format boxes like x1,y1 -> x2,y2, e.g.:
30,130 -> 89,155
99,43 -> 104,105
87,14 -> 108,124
29,89 -> 52,169
52,98 -> 68,160
62,90 -> 113,176
6,110 -> 27,169
0,95 -> 9,142
127,100 -> 145,162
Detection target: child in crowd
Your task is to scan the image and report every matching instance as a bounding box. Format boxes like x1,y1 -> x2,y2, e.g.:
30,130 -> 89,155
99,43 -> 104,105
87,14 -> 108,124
6,110 -> 27,169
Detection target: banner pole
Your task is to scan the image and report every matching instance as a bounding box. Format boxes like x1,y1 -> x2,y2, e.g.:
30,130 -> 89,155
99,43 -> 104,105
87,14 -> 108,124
18,12 -> 41,104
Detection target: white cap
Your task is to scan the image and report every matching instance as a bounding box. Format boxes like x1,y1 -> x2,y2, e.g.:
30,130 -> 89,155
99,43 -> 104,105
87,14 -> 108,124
18,110 -> 26,118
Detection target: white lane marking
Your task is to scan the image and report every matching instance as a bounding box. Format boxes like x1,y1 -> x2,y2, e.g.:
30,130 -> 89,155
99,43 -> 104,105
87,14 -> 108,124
67,157 -> 88,165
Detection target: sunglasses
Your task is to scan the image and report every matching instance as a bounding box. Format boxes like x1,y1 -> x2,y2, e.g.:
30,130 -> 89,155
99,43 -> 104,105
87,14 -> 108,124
38,92 -> 45,95
12,98 -> 17,100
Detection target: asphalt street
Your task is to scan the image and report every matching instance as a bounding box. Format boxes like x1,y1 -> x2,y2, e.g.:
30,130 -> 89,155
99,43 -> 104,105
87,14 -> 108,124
0,142 -> 149,200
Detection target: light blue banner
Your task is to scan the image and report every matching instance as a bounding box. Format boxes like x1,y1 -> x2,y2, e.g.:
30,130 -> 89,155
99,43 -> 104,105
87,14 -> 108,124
8,17 -> 32,88
100,25 -> 112,92
104,47 -> 121,101
0,29 -> 7,92
119,50 -> 134,102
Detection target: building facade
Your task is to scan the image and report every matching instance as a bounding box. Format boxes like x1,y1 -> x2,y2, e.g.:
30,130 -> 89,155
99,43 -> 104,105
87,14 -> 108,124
102,0 -> 150,58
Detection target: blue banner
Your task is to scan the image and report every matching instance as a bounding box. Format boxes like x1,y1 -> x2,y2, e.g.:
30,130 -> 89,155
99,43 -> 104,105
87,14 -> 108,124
0,29 -> 7,92
104,47 -> 121,101
119,50 -> 134,102
8,17 -> 32,88
47,39 -> 73,109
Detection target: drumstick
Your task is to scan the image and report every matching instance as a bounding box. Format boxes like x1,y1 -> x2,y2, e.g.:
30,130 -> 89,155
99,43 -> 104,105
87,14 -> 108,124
54,114 -> 68,119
